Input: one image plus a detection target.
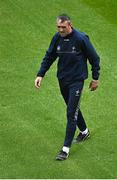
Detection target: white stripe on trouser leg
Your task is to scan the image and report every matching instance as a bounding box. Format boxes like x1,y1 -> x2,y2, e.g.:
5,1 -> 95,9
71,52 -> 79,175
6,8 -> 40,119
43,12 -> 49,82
74,90 -> 82,121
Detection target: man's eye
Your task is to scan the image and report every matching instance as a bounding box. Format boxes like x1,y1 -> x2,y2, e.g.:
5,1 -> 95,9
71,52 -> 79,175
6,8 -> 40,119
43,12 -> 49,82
57,26 -> 66,28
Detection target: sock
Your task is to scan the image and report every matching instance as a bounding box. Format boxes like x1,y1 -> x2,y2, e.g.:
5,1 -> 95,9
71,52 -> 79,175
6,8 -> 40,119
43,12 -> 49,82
81,128 -> 88,135
62,146 -> 69,154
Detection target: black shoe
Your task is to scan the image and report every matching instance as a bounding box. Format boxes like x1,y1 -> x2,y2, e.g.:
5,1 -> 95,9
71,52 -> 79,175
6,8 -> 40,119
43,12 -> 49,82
56,150 -> 69,161
75,130 -> 90,143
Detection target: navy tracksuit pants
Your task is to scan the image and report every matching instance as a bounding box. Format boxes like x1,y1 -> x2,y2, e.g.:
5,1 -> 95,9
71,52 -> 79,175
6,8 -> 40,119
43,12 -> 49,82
59,80 -> 87,147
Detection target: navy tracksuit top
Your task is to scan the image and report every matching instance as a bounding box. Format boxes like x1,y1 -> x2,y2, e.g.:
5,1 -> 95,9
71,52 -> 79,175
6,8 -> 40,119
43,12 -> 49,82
37,29 -> 100,82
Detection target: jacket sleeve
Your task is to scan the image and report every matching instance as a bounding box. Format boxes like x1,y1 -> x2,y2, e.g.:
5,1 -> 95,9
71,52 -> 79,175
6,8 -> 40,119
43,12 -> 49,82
37,34 -> 58,77
81,34 -> 100,80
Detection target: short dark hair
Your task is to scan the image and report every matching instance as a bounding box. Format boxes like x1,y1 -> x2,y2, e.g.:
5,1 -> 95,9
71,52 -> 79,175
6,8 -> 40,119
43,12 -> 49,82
57,14 -> 71,23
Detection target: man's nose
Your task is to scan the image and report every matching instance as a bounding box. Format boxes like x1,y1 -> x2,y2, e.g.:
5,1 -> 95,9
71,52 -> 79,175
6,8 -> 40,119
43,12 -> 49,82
59,27 -> 64,32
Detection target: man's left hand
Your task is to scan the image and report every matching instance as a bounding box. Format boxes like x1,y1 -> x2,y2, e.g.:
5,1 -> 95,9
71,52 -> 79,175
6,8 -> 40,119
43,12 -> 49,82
89,80 -> 99,91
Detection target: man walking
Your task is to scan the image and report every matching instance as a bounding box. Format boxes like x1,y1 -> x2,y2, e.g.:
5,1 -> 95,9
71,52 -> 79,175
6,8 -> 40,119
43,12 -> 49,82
35,14 -> 100,160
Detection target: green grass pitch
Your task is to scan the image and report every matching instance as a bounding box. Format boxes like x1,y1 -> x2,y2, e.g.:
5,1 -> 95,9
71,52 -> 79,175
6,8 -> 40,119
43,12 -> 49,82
0,0 -> 117,178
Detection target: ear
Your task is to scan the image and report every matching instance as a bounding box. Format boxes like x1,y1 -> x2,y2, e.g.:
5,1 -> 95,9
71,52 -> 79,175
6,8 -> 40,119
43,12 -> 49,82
69,22 -> 73,27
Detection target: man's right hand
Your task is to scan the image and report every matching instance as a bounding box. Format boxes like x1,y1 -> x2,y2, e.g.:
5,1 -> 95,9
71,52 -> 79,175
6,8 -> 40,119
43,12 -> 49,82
35,76 -> 43,89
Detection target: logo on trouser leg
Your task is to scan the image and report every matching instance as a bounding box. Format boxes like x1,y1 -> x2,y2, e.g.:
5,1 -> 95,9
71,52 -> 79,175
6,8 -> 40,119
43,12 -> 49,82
75,90 -> 80,96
